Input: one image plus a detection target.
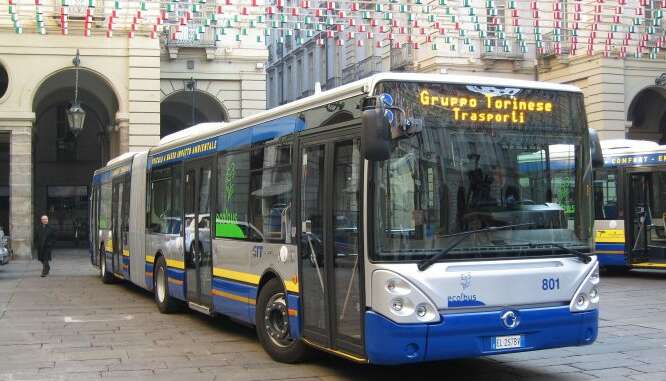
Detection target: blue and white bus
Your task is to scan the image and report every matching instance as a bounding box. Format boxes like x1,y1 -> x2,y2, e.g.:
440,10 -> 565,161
90,73 -> 601,365
593,139 -> 666,270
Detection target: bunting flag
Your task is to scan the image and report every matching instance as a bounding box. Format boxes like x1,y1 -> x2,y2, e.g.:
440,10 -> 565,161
3,0 -> 666,60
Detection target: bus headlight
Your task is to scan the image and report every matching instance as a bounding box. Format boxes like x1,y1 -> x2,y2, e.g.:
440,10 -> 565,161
372,270 -> 440,324
570,261 -> 600,312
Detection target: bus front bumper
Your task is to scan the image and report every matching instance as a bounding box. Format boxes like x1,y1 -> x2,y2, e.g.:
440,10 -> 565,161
364,306 -> 598,365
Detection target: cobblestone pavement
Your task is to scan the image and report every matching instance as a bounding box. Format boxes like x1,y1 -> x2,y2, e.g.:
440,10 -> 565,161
1,250 -> 666,381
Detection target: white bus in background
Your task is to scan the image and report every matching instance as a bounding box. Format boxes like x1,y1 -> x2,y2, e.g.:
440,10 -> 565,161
90,73 -> 602,365
593,139 -> 666,270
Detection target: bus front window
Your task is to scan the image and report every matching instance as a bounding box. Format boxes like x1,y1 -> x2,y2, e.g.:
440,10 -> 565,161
372,81 -> 592,262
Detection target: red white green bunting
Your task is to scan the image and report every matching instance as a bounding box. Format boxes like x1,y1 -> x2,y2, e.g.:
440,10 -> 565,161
3,0 -> 666,59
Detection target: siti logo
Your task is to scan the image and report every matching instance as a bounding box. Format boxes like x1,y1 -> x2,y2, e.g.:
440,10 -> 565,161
460,272 -> 472,290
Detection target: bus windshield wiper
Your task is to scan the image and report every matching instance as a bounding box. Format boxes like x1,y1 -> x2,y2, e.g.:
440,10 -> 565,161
417,223 -> 535,271
549,243 -> 592,264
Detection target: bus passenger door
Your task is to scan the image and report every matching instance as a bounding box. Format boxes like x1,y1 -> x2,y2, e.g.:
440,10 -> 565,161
121,176 -> 131,278
298,132 -> 364,358
111,181 -> 123,276
627,173 -> 651,263
184,159 -> 214,308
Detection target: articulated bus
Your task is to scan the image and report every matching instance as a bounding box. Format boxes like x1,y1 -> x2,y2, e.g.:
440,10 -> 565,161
90,73 -> 601,365
593,139 -> 666,270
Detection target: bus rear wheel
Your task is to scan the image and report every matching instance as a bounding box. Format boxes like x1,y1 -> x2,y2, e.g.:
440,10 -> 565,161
256,278 -> 310,363
100,247 -> 114,284
154,256 -> 183,313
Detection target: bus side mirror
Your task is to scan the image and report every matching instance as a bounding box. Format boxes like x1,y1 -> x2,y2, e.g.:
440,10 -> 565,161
589,128 -> 604,169
361,97 -> 391,161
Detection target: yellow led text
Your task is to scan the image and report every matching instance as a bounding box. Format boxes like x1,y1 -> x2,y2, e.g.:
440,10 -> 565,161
419,89 -> 553,125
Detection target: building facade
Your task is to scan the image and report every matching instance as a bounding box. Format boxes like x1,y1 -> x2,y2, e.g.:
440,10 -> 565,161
0,1 -> 267,258
266,0 -> 666,143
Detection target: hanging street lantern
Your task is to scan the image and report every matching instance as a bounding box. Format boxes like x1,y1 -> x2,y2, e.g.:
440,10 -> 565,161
66,49 -> 86,137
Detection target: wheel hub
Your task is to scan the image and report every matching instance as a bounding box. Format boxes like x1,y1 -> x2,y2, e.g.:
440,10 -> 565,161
156,266 -> 166,303
264,293 -> 292,348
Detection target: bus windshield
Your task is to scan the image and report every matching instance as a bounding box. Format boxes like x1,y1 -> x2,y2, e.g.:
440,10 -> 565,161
372,81 -> 592,261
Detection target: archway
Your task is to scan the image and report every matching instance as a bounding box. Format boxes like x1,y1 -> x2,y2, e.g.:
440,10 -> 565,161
160,90 -> 228,138
32,68 -> 118,247
627,85 -> 666,143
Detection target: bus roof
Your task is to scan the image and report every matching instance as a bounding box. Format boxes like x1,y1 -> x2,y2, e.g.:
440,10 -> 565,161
106,151 -> 137,167
601,139 -> 660,152
148,72 -> 582,155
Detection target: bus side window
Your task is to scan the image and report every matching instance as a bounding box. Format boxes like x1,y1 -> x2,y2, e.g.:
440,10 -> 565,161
594,170 -> 619,220
217,151 -> 252,241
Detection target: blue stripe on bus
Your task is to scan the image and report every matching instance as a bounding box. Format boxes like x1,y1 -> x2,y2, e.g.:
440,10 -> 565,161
519,160 -> 573,172
212,277 -> 256,323
287,293 -> 301,339
364,306 -> 598,365
596,243 -> 625,251
597,253 -> 628,267
145,263 -> 154,290
167,267 -> 185,280
210,277 -> 301,335
92,171 -> 111,185
122,256 -> 130,279
167,268 -> 186,300
148,116 -> 306,169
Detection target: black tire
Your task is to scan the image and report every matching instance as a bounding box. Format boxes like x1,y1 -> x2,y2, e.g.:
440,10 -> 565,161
100,246 -> 115,284
154,256 -> 184,313
256,278 -> 310,363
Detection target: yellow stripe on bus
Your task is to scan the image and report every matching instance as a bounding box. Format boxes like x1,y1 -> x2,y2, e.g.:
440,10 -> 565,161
595,229 -> 625,243
633,262 -> 666,268
105,240 -> 113,252
166,259 -> 185,269
168,278 -> 184,285
213,267 -> 261,284
211,289 -> 256,305
146,255 -> 155,264
213,267 -> 299,293
122,249 -> 130,257
596,251 -> 625,255
284,279 -> 299,293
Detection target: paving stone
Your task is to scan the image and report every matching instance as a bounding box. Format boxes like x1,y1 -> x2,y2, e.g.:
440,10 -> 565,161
2,249 -> 666,380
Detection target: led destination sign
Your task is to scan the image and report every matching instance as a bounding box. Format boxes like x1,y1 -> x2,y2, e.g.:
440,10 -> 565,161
606,153 -> 666,168
419,89 -> 553,125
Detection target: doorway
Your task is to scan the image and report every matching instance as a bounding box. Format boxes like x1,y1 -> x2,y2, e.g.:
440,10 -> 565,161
184,158 -> 214,307
298,129 -> 364,357
626,170 -> 666,264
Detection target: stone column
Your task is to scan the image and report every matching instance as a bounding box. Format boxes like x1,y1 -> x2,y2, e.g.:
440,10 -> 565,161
117,114 -> 130,155
9,124 -> 33,259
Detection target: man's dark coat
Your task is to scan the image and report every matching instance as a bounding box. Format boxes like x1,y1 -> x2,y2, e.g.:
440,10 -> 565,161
36,224 -> 55,262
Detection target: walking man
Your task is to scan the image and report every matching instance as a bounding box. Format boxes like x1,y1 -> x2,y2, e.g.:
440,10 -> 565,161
36,215 -> 55,277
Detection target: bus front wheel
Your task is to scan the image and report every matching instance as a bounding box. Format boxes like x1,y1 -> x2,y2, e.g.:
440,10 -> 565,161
154,256 -> 183,313
256,278 -> 310,363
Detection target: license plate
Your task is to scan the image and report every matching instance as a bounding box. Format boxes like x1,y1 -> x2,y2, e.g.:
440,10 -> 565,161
493,335 -> 522,350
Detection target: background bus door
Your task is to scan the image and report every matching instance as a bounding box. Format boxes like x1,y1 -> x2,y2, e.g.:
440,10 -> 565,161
298,133 -> 364,358
120,176 -> 131,278
627,170 -> 666,265
184,159 -> 214,308
627,172 -> 651,263
111,180 -> 123,276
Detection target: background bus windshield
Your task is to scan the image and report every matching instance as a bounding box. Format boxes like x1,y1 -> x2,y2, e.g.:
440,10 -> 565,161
372,81 -> 592,261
